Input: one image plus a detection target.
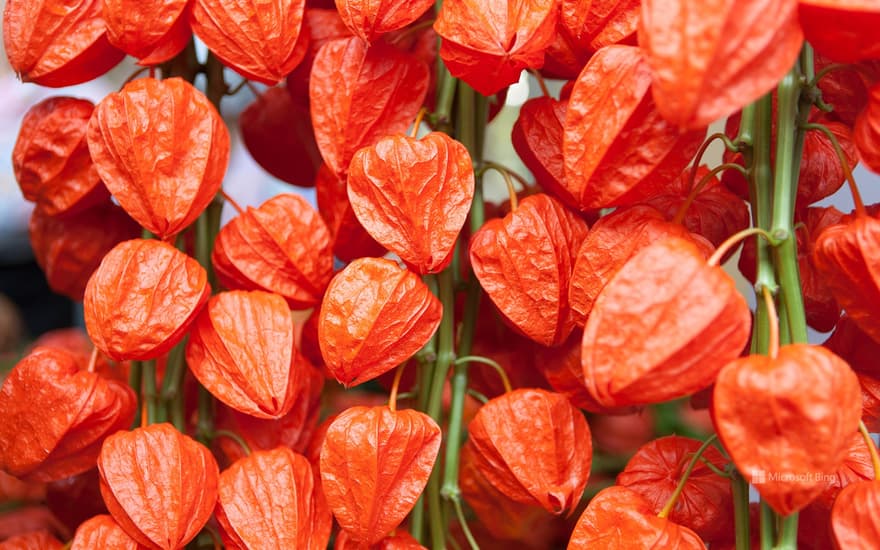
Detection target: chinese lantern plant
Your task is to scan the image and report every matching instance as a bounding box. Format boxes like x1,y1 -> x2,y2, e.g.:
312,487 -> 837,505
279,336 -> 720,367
3,0 -> 880,549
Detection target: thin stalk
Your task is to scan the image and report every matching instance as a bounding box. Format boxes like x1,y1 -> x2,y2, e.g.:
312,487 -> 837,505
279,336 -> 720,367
196,385 -> 214,446
129,360 -> 143,429
141,360 -> 162,424
528,68 -> 551,97
452,496 -> 479,550
762,287 -> 779,359
213,429 -> 251,456
204,52 -> 227,112
454,356 -> 511,393
658,435 -> 718,518
219,188 -> 245,216
672,162 -> 748,225
802,123 -> 866,216
388,364 -> 406,412
732,470 -> 752,550
708,227 -> 777,267
859,421 -> 880,479
86,347 -> 98,373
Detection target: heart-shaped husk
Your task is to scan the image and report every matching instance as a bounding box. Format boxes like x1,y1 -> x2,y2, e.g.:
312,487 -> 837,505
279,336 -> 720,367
581,237 -> 750,408
712,344 -> 862,515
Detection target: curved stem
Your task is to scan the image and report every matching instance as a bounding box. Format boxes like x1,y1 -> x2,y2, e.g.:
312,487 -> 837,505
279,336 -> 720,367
388,364 -> 406,412
454,355 -> 511,393
708,227 -> 777,267
672,163 -> 747,225
213,429 -> 252,457
774,514 -> 798,550
802,122 -> 866,217
478,160 -> 530,190
452,496 -> 479,550
762,287 -> 779,359
529,68 -> 550,97
859,421 -> 880,480
219,188 -> 245,216
411,107 -> 428,138
658,435 -> 718,518
86,346 -> 99,373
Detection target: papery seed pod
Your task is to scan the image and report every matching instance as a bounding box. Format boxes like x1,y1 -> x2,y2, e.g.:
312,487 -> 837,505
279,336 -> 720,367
825,316 -> 880,379
336,0 -> 433,43
0,347 -> 136,483
315,163 -> 386,262
831,479 -> 880,548
71,514 -> 139,550
813,214 -> 880,342
511,96 -> 580,210
240,87 -> 322,187
582,237 -> 750,408
102,0 -> 190,64
318,257 -> 441,387
458,443 -> 559,544
815,53 -> 880,128
800,1 -> 880,63
216,448 -> 329,550
533,330 -> 620,413
320,406 -> 441,545
0,471 -> 45,503
713,344 -> 862,515
12,96 -> 108,217
212,194 -> 334,309
855,84 -> 880,173
466,388 -> 592,515
569,205 -> 714,325
87,77 -> 230,240
191,0 -> 306,84
617,435 -> 732,541
638,0 -> 803,129
335,530 -> 427,549
470,193 -> 589,347
285,8 -> 355,98
567,485 -> 705,549
29,202 -> 140,301
2,0 -> 124,87
45,468 -> 108,536
433,0 -> 558,96
98,423 -> 219,550
565,0 -> 639,52
310,37 -> 429,179
0,507 -> 68,543
84,239 -> 210,362
186,290 -> 301,419
348,132 -> 474,274
563,45 -> 706,210
0,530 -> 64,550
641,166 -> 749,250
214,358 -> 323,464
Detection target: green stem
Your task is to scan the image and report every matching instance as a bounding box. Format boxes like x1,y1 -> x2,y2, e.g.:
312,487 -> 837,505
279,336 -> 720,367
196,385 -> 214,446
658,435 -> 718,518
452,496 -> 479,550
213,429 -> 252,456
760,501 -> 776,550
771,56 -> 809,345
142,360 -> 163,424
774,514 -> 798,550
732,469 -> 752,550
204,52 -> 227,112
129,360 -> 143,429
752,94 -> 778,295
160,339 -> 187,431
426,267 -> 456,550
